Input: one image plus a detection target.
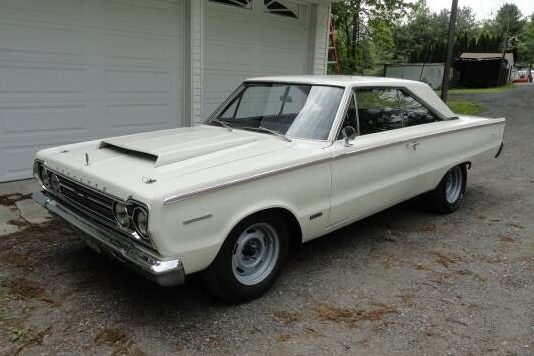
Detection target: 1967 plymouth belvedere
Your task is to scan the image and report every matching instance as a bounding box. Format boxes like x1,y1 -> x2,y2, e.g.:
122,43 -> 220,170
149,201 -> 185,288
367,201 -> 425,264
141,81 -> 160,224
33,76 -> 505,303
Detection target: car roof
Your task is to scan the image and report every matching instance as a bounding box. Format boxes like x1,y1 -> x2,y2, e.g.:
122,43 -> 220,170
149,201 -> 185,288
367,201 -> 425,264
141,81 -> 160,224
244,75 -> 420,87
244,75 -> 455,119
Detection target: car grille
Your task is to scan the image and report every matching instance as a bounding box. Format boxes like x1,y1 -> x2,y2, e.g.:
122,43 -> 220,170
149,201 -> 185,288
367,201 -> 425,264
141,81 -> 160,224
56,174 -> 116,223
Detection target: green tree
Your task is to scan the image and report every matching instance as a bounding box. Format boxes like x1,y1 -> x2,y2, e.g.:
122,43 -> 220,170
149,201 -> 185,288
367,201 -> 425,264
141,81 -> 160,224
331,0 -> 412,74
519,14 -> 534,66
392,2 -> 478,63
495,3 -> 524,36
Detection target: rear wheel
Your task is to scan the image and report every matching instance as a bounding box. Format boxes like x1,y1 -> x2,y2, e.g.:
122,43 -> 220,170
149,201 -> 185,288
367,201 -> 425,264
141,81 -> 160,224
204,212 -> 289,303
426,164 -> 467,214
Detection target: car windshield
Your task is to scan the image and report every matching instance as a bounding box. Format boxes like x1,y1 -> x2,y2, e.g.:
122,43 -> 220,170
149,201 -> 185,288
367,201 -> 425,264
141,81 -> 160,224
210,83 -> 344,140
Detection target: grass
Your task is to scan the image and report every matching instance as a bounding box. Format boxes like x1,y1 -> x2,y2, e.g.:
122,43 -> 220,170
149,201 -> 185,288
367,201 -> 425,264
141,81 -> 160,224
447,99 -> 484,115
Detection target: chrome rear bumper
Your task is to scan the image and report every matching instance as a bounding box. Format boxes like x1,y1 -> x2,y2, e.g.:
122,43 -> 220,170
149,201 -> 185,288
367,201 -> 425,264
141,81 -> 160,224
33,191 -> 185,287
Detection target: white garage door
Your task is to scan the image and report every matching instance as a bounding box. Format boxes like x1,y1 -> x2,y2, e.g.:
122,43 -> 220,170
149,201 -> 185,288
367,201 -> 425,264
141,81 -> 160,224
0,0 -> 183,182
204,0 -> 310,120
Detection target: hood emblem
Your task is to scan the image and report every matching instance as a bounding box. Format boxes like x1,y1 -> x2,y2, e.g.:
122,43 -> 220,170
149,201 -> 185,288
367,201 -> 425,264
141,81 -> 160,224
85,153 -> 90,166
142,177 -> 157,184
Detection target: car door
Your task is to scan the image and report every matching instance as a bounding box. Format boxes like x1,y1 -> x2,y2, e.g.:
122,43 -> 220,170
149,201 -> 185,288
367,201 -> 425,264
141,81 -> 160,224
328,87 -> 422,227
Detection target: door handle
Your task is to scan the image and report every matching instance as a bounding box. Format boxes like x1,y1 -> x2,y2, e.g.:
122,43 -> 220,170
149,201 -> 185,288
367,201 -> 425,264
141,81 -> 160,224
407,141 -> 420,150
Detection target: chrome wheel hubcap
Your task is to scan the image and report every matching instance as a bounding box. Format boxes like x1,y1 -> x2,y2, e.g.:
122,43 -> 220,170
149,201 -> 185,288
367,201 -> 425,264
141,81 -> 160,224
232,223 -> 279,285
445,166 -> 463,204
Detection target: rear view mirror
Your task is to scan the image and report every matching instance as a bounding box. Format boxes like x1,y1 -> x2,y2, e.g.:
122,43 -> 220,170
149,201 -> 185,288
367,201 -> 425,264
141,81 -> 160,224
341,126 -> 357,146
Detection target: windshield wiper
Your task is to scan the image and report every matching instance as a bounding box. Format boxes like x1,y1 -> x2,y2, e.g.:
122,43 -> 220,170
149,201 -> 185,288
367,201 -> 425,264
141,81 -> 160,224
242,126 -> 292,142
210,119 -> 233,132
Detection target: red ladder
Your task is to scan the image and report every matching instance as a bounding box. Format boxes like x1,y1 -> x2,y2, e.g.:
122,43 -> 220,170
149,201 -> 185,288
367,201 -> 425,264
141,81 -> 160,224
327,16 -> 341,74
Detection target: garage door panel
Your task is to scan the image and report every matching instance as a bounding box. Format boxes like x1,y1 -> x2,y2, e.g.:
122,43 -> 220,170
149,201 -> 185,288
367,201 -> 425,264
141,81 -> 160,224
102,0 -> 181,35
205,41 -> 253,71
256,47 -> 307,69
0,65 -> 86,95
0,0 -> 84,23
205,16 -> 251,42
103,32 -> 178,65
0,22 -> 84,60
104,69 -> 173,94
259,29 -> 307,50
0,0 -> 183,181
0,104 -> 87,138
105,101 -> 178,136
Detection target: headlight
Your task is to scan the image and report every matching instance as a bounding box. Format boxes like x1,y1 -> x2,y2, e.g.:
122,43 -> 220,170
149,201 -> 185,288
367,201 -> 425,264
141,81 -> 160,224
39,166 -> 51,188
50,173 -> 60,192
113,202 -> 129,227
133,208 -> 148,237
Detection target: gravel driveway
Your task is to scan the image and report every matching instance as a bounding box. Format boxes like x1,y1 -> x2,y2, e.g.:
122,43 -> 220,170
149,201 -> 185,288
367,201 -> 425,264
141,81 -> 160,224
1,85 -> 533,356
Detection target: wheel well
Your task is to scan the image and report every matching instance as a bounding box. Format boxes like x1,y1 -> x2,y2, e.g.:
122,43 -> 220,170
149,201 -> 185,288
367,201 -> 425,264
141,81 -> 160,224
462,161 -> 472,170
245,208 -> 302,256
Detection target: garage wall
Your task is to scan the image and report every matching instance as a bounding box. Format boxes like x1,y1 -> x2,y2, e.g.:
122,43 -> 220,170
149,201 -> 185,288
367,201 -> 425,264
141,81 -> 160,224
202,0 -> 311,122
0,0 -> 183,182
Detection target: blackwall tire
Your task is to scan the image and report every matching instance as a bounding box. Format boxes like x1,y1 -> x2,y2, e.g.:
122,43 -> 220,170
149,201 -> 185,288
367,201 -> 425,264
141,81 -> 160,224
204,212 -> 289,304
426,164 -> 467,214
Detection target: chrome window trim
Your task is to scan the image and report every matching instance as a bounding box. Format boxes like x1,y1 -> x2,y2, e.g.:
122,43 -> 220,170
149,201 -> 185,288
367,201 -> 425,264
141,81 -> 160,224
207,81 -> 348,143
335,90 -> 360,140
332,85 -> 452,143
163,119 -> 504,205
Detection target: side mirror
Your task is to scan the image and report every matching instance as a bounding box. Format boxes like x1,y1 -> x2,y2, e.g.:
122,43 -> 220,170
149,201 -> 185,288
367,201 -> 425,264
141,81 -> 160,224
341,126 -> 357,146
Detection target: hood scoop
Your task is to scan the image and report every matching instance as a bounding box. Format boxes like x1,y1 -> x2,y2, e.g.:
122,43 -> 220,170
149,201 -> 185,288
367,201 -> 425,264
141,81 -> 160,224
100,142 -> 158,162
100,134 -> 259,168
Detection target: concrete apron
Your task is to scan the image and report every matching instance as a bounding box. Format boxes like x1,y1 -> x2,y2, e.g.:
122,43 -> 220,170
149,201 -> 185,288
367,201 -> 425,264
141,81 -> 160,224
0,179 -> 51,236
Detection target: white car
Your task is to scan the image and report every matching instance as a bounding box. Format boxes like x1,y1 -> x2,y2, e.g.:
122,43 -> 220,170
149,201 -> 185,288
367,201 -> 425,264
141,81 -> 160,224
33,76 -> 505,302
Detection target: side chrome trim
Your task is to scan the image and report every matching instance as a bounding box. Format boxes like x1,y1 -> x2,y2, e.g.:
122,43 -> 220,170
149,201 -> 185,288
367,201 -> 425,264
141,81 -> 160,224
163,156 -> 332,205
334,120 -> 505,159
309,212 -> 323,220
163,120 -> 505,205
183,214 -> 213,225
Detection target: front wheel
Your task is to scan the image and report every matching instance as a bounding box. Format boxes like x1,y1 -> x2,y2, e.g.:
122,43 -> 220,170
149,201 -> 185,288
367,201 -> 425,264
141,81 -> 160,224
204,212 -> 289,303
426,164 -> 467,214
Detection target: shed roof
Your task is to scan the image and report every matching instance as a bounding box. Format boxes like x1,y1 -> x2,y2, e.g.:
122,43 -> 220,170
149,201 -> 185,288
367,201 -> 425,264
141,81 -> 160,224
460,52 -> 514,63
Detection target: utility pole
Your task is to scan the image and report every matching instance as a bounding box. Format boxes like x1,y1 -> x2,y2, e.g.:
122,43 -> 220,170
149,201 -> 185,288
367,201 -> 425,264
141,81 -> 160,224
441,0 -> 458,103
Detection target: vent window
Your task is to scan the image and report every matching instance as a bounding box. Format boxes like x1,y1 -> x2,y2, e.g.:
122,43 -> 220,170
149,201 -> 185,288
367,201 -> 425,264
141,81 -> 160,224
209,0 -> 252,9
264,0 -> 299,18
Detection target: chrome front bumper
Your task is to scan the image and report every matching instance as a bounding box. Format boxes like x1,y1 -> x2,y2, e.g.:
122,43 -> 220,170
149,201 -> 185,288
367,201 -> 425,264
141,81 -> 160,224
33,191 -> 185,287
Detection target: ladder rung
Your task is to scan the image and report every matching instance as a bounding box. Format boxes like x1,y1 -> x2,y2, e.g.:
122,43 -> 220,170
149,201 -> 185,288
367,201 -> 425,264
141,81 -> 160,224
327,61 -> 338,64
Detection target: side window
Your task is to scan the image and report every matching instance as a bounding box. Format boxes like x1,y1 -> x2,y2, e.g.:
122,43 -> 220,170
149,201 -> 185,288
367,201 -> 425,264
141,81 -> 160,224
355,88 -> 402,135
399,91 -> 441,127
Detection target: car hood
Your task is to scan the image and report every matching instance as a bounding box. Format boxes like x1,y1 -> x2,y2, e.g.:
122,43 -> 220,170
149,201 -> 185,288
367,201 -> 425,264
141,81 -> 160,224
37,125 -> 329,202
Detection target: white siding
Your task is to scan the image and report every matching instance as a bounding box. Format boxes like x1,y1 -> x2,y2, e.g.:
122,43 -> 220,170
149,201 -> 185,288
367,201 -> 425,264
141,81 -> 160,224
310,3 -> 330,75
189,0 -> 205,124
0,0 -> 184,182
